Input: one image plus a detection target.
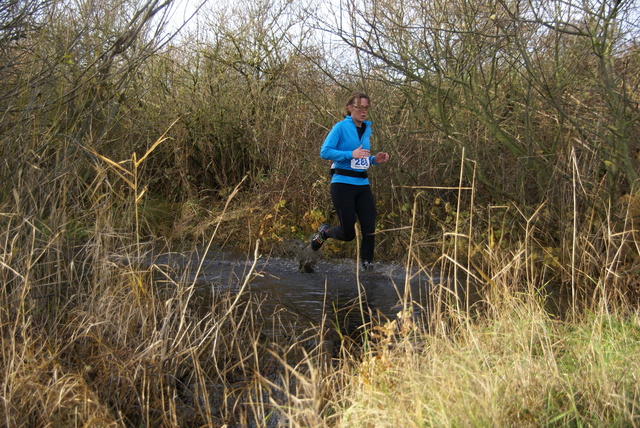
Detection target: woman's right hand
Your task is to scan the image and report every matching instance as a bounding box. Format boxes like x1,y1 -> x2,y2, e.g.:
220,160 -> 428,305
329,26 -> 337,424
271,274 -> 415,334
352,145 -> 371,159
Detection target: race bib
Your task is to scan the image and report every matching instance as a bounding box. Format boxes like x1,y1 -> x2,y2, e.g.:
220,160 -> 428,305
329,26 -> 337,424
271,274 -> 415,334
351,157 -> 370,170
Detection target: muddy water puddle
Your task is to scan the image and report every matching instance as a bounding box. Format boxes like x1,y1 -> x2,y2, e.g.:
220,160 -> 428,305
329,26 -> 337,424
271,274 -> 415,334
155,247 -> 476,332
149,248 -> 479,425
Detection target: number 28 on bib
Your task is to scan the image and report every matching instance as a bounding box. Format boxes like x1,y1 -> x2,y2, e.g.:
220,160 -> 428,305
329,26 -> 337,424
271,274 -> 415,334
351,158 -> 370,170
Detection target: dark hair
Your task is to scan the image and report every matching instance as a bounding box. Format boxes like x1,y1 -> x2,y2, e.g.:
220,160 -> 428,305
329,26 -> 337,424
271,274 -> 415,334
345,92 -> 370,116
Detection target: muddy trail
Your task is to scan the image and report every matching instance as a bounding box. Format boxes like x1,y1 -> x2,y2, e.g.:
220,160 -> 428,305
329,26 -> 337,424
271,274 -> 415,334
153,242 -> 480,337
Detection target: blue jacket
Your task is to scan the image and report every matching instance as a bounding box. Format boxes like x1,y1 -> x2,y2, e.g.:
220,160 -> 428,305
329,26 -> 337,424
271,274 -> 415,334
320,116 -> 377,185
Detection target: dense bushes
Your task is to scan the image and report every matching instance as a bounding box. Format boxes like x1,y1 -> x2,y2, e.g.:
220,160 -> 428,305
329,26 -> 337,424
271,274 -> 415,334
1,0 -> 639,424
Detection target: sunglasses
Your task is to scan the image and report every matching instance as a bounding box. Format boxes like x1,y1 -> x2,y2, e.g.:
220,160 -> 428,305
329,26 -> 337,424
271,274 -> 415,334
350,104 -> 370,111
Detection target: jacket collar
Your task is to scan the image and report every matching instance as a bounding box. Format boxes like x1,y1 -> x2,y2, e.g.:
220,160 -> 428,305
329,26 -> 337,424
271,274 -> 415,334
344,115 -> 372,126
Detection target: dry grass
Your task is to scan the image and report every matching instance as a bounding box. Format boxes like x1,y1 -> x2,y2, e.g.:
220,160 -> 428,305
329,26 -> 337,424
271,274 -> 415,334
327,299 -> 640,427
3,136 -> 640,426
2,1 -> 640,424
262,159 -> 640,427
0,137 -> 310,426
4,229 -> 639,427
269,233 -> 640,427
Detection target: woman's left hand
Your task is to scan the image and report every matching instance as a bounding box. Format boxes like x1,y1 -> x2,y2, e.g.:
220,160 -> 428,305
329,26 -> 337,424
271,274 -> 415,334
374,152 -> 390,164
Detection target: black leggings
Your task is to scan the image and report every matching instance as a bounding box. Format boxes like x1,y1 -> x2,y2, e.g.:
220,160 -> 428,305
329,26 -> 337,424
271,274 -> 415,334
326,183 -> 376,264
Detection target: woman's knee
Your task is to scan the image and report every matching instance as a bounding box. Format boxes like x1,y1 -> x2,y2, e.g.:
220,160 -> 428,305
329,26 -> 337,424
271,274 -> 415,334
343,231 -> 356,241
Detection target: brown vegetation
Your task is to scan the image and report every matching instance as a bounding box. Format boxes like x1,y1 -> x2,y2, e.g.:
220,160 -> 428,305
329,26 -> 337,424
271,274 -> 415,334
1,0 -> 639,425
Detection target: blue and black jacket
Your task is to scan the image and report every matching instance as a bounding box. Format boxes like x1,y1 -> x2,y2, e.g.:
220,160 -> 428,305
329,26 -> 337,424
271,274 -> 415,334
320,116 -> 377,185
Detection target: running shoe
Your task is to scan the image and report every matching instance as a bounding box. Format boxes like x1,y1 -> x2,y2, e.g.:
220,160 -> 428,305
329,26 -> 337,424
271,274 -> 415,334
310,224 -> 330,251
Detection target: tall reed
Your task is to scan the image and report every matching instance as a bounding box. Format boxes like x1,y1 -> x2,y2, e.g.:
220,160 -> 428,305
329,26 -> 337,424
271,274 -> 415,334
263,153 -> 640,427
0,126 -> 310,426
